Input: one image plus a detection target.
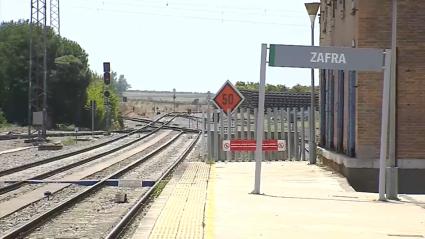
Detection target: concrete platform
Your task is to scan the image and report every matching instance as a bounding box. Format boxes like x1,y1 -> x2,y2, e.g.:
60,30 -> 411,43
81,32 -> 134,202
134,161 -> 425,239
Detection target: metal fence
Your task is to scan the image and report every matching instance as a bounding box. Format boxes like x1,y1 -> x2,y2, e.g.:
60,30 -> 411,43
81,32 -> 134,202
204,107 -> 312,162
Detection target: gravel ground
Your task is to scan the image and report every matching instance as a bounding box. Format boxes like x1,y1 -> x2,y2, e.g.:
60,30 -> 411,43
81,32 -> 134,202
0,184 -> 83,233
0,133 -> 123,173
0,118 -> 139,162
0,130 -> 178,234
25,134 -> 196,239
0,133 -> 142,183
0,131 -> 165,204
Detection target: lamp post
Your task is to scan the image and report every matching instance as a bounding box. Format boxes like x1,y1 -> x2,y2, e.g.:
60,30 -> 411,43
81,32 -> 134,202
304,2 -> 320,164
387,0 -> 398,200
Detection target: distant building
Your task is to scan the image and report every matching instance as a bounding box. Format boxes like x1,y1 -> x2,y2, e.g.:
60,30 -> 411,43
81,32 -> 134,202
318,0 -> 425,193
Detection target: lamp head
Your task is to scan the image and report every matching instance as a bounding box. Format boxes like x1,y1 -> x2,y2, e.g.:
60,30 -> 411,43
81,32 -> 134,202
304,2 -> 321,24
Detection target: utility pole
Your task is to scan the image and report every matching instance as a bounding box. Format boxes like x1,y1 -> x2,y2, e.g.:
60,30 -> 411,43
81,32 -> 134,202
173,88 -> 176,112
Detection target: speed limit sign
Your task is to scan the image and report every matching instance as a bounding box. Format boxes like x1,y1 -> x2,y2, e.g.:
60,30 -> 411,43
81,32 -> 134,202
212,80 -> 245,115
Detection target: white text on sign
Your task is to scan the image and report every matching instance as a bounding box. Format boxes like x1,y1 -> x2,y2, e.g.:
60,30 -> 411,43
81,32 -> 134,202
310,52 -> 346,64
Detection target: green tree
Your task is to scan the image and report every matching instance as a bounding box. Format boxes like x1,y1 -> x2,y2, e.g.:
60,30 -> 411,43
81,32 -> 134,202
85,73 -> 121,129
0,21 -> 108,129
289,84 -> 310,93
235,81 -> 312,94
116,75 -> 131,95
0,20 -> 31,123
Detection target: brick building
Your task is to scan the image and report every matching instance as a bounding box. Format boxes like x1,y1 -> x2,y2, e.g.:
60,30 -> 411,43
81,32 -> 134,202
317,0 -> 425,193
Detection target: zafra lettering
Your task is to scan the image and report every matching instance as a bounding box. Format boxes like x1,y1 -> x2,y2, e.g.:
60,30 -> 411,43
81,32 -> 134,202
310,52 -> 347,64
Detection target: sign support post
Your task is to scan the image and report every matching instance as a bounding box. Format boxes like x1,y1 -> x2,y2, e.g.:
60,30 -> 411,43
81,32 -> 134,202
253,43 -> 267,194
379,50 -> 391,201
263,43 -> 392,201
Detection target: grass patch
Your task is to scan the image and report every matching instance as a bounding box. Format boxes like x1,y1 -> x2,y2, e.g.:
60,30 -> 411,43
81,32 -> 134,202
151,179 -> 169,198
61,137 -> 77,146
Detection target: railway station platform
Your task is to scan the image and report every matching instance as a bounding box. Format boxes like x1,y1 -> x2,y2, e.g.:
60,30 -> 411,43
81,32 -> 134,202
131,161 -> 425,239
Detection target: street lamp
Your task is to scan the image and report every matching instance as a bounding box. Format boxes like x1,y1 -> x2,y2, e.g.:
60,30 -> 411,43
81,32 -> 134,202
304,2 -> 320,164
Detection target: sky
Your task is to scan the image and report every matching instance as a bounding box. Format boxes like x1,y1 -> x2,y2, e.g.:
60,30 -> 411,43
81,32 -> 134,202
0,0 -> 320,93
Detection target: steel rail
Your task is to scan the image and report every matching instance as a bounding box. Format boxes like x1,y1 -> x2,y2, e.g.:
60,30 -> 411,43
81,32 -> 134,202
0,113 -> 173,178
0,114 -> 177,195
125,117 -> 200,133
105,132 -> 201,239
0,131 -> 185,239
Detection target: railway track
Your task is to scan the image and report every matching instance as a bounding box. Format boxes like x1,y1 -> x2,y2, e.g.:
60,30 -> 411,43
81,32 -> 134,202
0,114 -> 182,195
0,129 -> 178,232
1,132 -> 200,239
0,114 -> 172,178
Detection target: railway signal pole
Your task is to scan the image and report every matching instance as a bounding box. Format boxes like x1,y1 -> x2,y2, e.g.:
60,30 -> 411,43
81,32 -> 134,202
103,62 -> 111,133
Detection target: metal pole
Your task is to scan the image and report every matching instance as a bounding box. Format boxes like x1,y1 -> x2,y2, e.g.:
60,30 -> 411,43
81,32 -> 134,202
213,110 -> 218,162
206,93 -> 211,161
309,20 -> 317,164
235,108 -> 240,161
91,100 -> 95,136
247,108 -> 252,161
220,109 -> 225,161
378,49 -> 392,201
227,109 -> 232,161
253,108 -> 257,162
173,88 -> 176,112
294,107 -> 299,160
301,107 -> 306,161
201,111 -> 206,158
41,1 -> 48,139
254,43 -> 267,194
27,3 -> 34,136
240,108 -> 243,161
266,108 -> 272,161
387,0 -> 398,200
280,108 -> 285,160
286,108 -> 292,160
273,108 -> 278,161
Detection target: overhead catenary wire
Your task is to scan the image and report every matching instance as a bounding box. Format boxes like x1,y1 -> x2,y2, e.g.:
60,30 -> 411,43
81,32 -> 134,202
66,3 -> 307,27
70,0 -> 306,16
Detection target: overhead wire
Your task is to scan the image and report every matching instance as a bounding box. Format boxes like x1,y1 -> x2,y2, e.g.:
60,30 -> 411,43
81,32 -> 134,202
67,0 -> 307,27
69,0 -> 306,18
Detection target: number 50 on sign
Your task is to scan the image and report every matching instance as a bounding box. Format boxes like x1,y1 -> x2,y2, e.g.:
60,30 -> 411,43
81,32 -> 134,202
213,80 -> 245,115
